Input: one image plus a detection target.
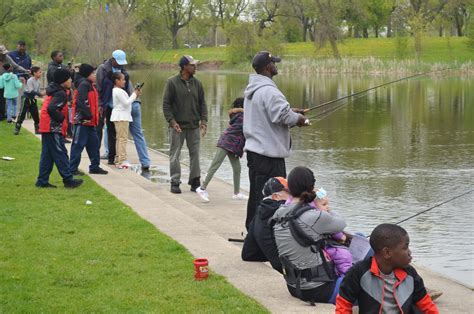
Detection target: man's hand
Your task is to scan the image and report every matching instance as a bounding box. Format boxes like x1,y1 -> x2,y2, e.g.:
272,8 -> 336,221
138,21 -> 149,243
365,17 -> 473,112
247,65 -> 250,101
296,114 -> 309,127
292,108 -> 308,115
171,120 -> 182,133
200,122 -> 207,137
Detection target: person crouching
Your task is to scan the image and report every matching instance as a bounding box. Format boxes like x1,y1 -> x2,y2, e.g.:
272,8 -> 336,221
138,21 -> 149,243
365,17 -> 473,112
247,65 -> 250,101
36,69 -> 83,189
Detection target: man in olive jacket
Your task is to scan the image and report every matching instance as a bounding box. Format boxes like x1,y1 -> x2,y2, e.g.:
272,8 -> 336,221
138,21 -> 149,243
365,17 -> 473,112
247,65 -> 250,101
163,55 -> 208,194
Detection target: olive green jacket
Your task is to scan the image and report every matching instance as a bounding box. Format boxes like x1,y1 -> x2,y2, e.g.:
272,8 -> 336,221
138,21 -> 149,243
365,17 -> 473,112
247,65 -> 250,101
162,73 -> 208,129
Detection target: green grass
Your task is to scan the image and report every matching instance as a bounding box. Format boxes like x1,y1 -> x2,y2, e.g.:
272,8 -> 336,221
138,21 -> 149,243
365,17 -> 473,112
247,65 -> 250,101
0,123 -> 267,312
141,36 -> 472,65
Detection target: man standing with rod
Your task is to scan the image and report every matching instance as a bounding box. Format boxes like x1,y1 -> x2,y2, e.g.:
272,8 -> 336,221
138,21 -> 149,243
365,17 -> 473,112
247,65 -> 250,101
243,51 -> 308,230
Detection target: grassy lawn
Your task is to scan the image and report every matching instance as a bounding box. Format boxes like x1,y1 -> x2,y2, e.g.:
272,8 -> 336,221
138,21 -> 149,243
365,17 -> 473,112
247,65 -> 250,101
0,123 -> 267,312
141,36 -> 472,65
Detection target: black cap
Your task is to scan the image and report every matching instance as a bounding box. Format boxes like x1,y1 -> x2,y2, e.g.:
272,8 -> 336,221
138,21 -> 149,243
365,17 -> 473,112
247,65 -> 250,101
262,177 -> 288,197
79,63 -> 95,78
252,51 -> 281,71
53,68 -> 71,84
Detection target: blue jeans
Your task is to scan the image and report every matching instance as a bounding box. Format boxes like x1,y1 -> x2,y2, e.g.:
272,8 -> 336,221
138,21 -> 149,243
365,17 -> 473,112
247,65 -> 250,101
6,98 -> 17,121
129,101 -> 150,167
36,133 -> 73,186
70,125 -> 100,172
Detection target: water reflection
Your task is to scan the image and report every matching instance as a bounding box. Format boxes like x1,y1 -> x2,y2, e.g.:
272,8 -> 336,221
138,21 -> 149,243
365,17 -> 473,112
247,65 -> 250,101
132,69 -> 474,287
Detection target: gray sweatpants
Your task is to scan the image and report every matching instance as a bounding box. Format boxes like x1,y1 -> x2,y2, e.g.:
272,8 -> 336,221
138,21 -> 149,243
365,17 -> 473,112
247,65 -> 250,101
202,147 -> 241,194
169,127 -> 200,185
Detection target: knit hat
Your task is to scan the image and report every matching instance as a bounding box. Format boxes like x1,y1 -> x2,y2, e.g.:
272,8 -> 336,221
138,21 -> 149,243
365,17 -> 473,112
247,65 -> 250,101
53,68 -> 71,84
79,63 -> 95,78
262,177 -> 288,197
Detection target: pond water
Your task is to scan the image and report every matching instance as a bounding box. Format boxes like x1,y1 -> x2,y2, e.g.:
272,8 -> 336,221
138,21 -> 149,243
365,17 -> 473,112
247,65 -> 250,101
131,69 -> 474,288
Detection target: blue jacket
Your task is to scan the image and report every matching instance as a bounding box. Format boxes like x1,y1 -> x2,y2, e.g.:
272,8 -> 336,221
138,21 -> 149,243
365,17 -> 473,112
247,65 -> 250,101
0,72 -> 23,99
8,50 -> 31,78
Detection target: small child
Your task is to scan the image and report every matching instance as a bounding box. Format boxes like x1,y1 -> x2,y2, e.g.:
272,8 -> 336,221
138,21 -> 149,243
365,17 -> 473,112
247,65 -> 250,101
196,97 -> 246,202
14,66 -> 44,134
0,63 -> 23,123
314,187 -> 352,276
336,224 -> 439,313
36,68 -> 83,189
110,72 -> 140,169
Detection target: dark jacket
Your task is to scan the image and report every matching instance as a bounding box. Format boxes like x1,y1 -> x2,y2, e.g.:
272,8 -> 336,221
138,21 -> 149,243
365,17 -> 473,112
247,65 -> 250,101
46,61 -> 65,84
336,257 -> 439,314
39,83 -> 69,136
217,108 -> 245,157
242,199 -> 284,273
162,73 -> 208,129
72,75 -> 99,126
8,50 -> 31,78
95,59 -> 132,108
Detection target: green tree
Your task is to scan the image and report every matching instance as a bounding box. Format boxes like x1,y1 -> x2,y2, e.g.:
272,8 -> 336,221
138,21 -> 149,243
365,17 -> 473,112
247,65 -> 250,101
314,0 -> 341,58
206,0 -> 249,46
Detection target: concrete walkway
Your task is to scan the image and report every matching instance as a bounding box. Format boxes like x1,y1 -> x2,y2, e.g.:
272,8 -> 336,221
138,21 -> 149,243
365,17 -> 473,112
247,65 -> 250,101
23,120 -> 473,313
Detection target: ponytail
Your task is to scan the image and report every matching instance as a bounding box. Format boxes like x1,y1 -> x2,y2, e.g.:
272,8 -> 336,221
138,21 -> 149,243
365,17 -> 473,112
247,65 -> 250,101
299,190 -> 316,204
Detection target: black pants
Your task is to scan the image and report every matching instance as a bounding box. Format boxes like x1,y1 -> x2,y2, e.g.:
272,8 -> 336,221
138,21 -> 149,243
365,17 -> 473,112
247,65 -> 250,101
246,151 -> 286,230
36,133 -> 73,186
287,281 -> 336,304
97,106 -> 116,163
0,89 -> 5,120
17,97 -> 40,128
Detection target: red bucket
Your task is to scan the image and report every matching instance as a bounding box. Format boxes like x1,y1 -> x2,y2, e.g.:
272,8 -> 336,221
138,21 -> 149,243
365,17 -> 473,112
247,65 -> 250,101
194,258 -> 209,280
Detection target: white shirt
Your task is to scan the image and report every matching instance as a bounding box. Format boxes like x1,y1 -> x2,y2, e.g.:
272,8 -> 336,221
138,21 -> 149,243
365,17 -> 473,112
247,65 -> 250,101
110,87 -> 137,122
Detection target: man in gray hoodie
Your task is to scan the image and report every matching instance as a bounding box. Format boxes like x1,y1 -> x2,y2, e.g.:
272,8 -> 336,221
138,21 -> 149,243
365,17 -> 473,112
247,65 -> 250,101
243,51 -> 307,230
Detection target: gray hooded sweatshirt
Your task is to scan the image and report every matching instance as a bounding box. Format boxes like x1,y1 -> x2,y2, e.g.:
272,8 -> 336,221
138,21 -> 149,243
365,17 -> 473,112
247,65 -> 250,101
243,74 -> 300,158
272,203 -> 346,290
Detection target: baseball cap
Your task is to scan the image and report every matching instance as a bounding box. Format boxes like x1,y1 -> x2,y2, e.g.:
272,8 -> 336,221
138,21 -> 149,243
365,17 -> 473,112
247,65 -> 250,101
252,51 -> 281,71
179,55 -> 199,67
262,177 -> 288,197
0,45 -> 9,54
112,49 -> 127,65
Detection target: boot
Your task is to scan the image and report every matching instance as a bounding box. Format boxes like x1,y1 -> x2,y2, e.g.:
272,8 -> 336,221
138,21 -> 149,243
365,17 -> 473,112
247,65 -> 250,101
189,176 -> 201,192
34,123 -> 40,134
170,184 -> 182,194
13,123 -> 21,135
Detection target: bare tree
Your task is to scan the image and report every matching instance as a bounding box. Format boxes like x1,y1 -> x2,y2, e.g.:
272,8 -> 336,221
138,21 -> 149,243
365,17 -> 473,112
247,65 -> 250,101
207,0 -> 249,46
314,0 -> 341,58
289,0 -> 317,42
252,0 -> 282,35
158,0 -> 195,49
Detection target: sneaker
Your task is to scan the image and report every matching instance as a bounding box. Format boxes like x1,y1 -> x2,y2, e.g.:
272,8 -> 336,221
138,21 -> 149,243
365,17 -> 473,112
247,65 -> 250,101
232,193 -> 248,200
64,179 -> 83,189
72,170 -> 85,176
141,165 -> 150,172
13,127 -> 20,135
116,161 -> 132,169
170,184 -> 182,194
196,187 -> 210,202
35,182 -> 57,188
89,167 -> 108,175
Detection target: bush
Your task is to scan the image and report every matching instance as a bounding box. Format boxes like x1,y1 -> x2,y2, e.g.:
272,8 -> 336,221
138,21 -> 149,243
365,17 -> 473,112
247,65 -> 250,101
394,36 -> 409,59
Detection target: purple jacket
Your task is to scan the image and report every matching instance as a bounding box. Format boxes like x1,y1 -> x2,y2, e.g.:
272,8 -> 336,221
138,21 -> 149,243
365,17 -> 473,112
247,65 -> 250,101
217,108 -> 245,157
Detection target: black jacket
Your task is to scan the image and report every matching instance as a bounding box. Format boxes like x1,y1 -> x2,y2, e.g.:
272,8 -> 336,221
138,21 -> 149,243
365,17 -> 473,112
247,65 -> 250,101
242,199 -> 284,273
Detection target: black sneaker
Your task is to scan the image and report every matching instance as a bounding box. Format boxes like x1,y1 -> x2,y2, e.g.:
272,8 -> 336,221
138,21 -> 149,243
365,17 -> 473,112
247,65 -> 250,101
13,127 -> 20,135
72,170 -> 85,176
89,167 -> 108,175
141,166 -> 150,172
170,184 -> 182,194
64,179 -> 83,189
35,182 -> 57,188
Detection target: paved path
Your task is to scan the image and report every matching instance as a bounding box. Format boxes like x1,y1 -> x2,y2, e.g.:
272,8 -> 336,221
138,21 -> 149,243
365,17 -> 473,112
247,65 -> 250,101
23,120 -> 474,313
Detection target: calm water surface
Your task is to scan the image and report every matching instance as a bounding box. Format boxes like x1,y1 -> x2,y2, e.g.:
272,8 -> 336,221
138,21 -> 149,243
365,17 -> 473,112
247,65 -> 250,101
131,69 -> 474,287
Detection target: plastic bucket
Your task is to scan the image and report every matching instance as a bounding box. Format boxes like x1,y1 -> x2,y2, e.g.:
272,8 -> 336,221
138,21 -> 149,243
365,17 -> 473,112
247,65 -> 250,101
194,258 -> 209,280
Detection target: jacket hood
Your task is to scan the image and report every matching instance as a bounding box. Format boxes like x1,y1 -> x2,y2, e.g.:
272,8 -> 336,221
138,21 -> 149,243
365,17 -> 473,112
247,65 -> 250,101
46,82 -> 65,96
2,72 -> 14,81
258,199 -> 285,221
244,74 -> 276,100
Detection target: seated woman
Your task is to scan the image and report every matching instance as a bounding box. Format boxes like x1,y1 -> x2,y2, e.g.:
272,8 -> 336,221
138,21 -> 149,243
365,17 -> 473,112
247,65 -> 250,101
272,166 -> 346,305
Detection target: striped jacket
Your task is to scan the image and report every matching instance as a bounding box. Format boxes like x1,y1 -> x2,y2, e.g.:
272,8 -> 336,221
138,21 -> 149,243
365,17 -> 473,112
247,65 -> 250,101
336,257 -> 438,314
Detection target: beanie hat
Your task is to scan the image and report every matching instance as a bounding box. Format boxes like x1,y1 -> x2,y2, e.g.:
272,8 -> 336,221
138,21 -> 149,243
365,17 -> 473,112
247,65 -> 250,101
79,63 -> 94,78
262,177 -> 288,197
53,68 -> 71,84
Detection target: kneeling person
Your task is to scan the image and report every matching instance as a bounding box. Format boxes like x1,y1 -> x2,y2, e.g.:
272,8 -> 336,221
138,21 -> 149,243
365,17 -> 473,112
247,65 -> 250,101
36,69 -> 83,188
336,224 -> 438,313
70,64 -> 108,176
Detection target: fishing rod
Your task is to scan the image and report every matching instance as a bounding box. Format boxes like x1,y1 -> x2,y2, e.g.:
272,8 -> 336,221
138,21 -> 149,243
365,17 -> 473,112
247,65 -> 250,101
302,67 -> 454,115
394,188 -> 474,225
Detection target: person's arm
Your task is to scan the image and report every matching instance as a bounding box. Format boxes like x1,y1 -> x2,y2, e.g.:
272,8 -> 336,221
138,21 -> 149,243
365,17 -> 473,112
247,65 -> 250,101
335,266 -> 361,313
76,82 -> 92,121
47,91 -> 66,123
115,89 -> 137,107
95,65 -> 104,95
266,89 -> 301,127
311,210 -> 346,235
0,76 -> 4,89
162,80 -> 176,126
46,64 -> 55,84
412,268 -> 439,313
26,54 -> 32,69
6,55 -> 28,74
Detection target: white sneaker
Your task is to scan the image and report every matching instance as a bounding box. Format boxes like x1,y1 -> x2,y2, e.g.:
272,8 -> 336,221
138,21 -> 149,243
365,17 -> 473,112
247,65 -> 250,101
116,161 -> 132,169
232,193 -> 248,200
196,187 -> 210,202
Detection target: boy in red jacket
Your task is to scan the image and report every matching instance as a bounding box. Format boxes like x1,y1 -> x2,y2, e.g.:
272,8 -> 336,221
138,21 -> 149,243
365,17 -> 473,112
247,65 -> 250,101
336,223 -> 438,313
36,69 -> 82,189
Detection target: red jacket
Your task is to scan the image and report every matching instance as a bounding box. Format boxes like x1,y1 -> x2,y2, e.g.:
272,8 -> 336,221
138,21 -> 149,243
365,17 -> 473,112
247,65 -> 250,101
39,83 -> 69,137
336,257 -> 438,314
72,76 -> 99,126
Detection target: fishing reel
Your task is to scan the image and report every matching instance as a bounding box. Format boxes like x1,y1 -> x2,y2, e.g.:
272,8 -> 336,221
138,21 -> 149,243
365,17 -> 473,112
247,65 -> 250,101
135,82 -> 144,90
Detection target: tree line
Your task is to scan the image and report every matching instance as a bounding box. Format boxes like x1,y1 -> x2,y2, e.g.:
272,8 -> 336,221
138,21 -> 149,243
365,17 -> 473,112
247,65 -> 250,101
0,0 -> 472,64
